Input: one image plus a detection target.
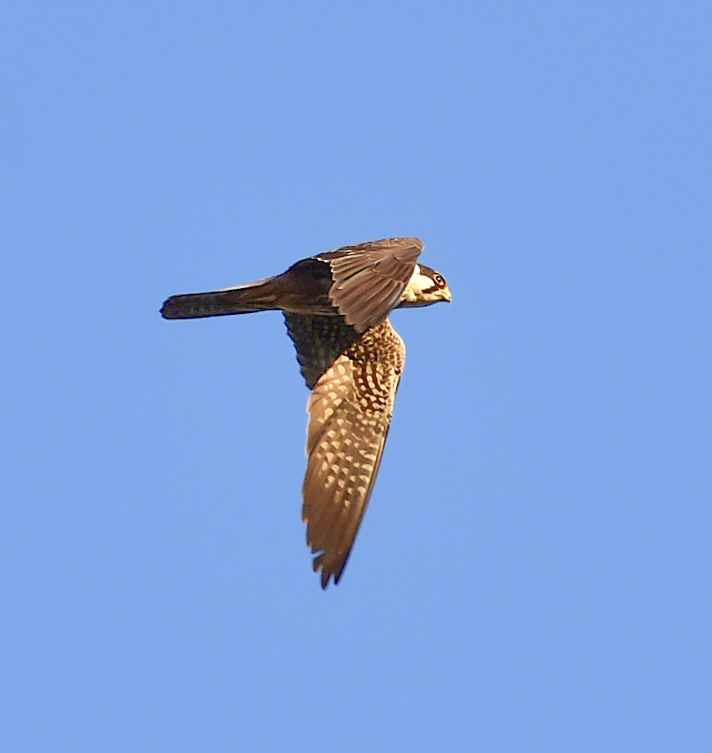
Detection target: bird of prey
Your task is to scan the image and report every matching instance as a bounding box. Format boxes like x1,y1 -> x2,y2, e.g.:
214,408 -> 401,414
161,237 -> 451,588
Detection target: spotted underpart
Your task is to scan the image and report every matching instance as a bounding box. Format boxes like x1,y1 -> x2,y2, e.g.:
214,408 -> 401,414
303,320 -> 405,588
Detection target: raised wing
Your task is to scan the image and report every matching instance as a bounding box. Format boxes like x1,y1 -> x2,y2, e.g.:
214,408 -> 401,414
302,321 -> 405,587
317,237 -> 423,333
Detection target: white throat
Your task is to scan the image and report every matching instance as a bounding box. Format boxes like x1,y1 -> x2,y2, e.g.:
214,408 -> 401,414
402,265 -> 434,303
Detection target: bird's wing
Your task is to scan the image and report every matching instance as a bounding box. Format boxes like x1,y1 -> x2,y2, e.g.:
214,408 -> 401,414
302,320 -> 405,588
283,313 -> 363,390
316,237 -> 423,333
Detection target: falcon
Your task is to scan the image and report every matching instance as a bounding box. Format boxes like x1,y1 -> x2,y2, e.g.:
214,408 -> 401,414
161,237 -> 451,588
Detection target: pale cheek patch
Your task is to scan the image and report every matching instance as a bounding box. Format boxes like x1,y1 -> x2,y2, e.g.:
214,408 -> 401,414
403,266 -> 437,303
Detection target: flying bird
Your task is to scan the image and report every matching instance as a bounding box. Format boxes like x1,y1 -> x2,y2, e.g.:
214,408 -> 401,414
161,237 -> 451,588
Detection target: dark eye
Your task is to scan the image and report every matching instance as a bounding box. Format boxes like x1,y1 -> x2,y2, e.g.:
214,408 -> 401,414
434,274 -> 444,286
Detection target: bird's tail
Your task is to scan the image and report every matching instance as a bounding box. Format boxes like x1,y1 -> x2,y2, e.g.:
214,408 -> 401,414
160,276 -> 282,319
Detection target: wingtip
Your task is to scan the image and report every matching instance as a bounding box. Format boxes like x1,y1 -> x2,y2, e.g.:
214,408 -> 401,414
312,552 -> 342,589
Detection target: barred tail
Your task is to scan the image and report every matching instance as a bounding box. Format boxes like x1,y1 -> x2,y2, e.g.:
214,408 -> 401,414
160,277 -> 282,319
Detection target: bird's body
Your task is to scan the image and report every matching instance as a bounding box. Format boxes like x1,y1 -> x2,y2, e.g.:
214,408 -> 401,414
161,237 -> 451,587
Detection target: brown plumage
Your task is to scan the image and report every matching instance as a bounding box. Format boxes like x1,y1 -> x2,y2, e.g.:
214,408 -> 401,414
161,237 -> 451,587
302,321 -> 404,587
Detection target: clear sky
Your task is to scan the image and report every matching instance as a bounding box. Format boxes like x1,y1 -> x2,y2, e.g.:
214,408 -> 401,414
3,1 -> 710,751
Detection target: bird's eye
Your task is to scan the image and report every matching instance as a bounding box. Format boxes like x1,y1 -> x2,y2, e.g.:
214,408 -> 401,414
434,274 -> 444,285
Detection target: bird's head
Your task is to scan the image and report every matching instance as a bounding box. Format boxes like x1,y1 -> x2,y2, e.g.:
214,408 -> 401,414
399,264 -> 452,308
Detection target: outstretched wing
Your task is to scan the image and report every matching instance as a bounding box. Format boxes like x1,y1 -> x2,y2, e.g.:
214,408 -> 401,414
302,321 -> 405,588
317,237 -> 423,333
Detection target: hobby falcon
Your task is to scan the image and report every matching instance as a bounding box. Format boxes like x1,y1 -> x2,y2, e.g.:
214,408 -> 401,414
161,237 -> 451,588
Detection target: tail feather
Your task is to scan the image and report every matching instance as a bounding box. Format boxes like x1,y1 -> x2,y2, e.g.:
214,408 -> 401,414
161,277 -> 281,319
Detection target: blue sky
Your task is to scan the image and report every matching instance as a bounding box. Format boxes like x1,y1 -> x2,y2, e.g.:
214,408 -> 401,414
2,1 -> 710,750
